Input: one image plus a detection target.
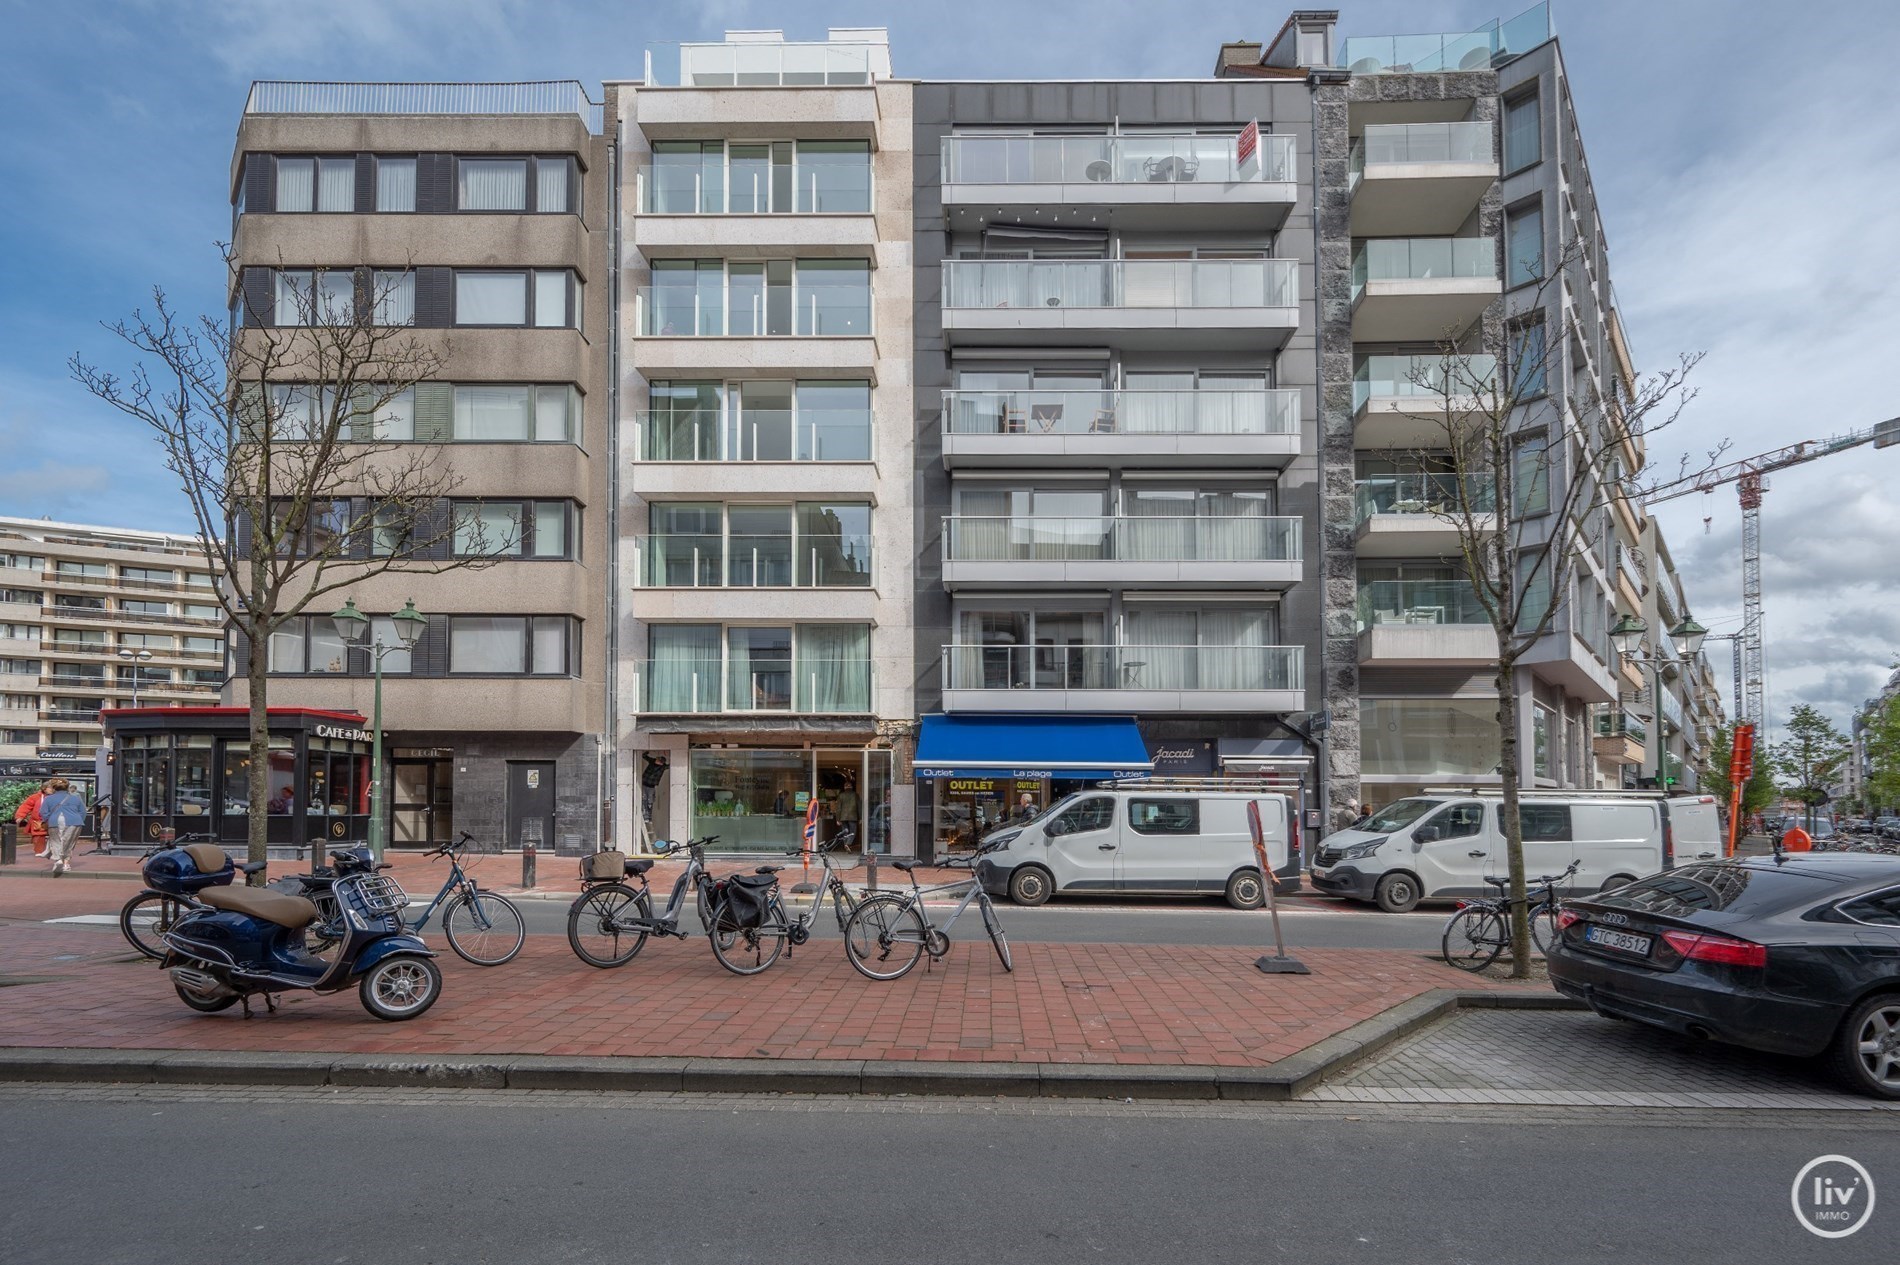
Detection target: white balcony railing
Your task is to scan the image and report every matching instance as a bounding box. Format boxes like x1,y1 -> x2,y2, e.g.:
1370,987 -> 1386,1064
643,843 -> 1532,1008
942,258 -> 1297,312
943,643 -> 1303,692
942,388 -> 1298,437
942,132 -> 1295,185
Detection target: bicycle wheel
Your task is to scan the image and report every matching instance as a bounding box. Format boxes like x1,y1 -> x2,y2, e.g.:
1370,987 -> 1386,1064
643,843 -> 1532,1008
566,884 -> 650,968
120,891 -> 185,961
1529,902 -> 1563,956
980,893 -> 1013,973
1441,906 -> 1506,972
709,898 -> 789,977
443,890 -> 527,966
842,894 -> 929,981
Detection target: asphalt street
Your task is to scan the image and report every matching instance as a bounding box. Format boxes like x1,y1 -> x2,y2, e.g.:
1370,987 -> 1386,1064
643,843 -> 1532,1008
2,1087 -> 1894,1264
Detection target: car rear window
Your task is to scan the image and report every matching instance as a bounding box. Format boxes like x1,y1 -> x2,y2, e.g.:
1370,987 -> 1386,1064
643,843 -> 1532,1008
1596,864 -> 1843,917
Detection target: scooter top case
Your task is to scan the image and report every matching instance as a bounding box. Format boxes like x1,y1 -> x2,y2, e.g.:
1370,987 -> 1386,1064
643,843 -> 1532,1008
141,843 -> 236,896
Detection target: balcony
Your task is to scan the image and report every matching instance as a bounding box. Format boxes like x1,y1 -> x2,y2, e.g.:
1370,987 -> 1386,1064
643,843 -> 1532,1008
941,643 -> 1304,714
1350,123 -> 1496,235
1354,475 -> 1496,557
1352,353 -> 1498,449
632,281 -> 877,377
941,514 -> 1302,590
940,259 -> 1299,351
940,133 -> 1298,230
940,388 -> 1301,469
636,657 -> 873,716
1594,708 -> 1647,765
633,39 -> 885,139
1355,580 -> 1498,665
636,533 -> 872,589
636,409 -> 873,464
1340,3 -> 1553,75
1351,238 -> 1498,342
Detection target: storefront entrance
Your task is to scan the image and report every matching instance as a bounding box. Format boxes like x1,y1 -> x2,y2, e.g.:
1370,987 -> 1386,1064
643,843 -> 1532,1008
689,746 -> 893,853
391,755 -> 453,848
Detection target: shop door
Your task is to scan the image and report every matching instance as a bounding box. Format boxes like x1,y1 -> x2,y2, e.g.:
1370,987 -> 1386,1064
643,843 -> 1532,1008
392,759 -> 452,848
507,762 -> 556,853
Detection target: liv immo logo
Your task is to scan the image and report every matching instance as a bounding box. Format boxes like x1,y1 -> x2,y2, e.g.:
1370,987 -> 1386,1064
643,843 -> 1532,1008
1792,1155 -> 1876,1239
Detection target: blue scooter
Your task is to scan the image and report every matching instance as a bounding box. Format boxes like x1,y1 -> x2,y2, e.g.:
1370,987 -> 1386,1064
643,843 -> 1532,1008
154,844 -> 442,1022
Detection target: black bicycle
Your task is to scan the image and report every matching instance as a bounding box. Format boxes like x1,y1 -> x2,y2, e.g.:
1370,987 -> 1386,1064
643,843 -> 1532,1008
1440,860 -> 1580,971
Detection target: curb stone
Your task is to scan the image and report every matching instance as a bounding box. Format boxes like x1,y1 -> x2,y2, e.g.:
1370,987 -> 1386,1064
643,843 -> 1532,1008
0,992 -> 1579,1099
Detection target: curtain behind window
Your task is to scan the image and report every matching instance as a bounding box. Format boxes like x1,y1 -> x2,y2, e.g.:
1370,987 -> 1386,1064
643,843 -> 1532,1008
460,159 -> 527,210
795,624 -> 870,712
276,158 -> 313,211
536,158 -> 569,212
648,625 -> 721,711
376,158 -> 416,212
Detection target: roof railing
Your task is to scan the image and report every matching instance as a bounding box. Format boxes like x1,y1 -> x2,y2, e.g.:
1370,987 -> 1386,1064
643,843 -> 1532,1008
243,80 -> 603,132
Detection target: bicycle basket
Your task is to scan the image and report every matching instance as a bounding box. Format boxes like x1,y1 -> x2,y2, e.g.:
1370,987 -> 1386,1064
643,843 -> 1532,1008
353,874 -> 409,916
581,850 -> 629,883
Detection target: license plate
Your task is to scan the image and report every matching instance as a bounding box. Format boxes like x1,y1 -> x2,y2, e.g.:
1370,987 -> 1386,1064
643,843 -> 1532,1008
1584,925 -> 1652,956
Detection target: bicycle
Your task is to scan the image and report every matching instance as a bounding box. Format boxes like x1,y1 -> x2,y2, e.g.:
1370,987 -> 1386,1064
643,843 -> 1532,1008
566,835 -> 792,976
839,841 -> 1013,980
1440,860 -> 1580,972
119,834 -> 264,960
780,828 -> 870,948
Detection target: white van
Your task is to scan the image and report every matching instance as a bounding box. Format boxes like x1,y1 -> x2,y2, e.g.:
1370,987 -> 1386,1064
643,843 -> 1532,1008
973,786 -> 1297,908
1309,792 -> 1722,912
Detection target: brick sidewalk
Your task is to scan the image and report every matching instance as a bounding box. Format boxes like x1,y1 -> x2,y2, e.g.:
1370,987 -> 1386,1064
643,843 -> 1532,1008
0,914 -> 1538,1067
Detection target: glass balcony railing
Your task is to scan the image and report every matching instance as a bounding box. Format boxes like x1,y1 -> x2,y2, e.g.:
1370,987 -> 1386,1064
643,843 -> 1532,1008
942,133 -> 1295,185
942,259 -> 1297,312
1340,3 -> 1553,75
1352,354 -> 1500,411
942,388 -> 1299,438
634,278 -> 872,338
943,644 -> 1302,692
1350,122 -> 1495,187
1355,580 -> 1489,631
646,41 -> 883,87
639,657 -> 873,714
1351,238 -> 1498,299
639,534 -> 872,588
1354,474 -> 1496,521
942,515 -> 1301,564
637,410 -> 873,462
1596,709 -> 1647,746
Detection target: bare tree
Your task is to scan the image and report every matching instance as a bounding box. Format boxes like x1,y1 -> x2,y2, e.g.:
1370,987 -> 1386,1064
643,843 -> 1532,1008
71,253 -> 506,873
1391,237 -> 1712,974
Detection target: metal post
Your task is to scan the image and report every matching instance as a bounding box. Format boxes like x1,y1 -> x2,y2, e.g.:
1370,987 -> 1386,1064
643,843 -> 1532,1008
522,841 -> 537,889
369,643 -> 385,860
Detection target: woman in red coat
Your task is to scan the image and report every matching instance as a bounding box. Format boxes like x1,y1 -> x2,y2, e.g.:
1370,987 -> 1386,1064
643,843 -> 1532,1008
13,781 -> 52,858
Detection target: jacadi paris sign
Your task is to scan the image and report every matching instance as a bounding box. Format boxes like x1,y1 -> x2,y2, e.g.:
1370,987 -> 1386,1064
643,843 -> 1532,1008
314,724 -> 372,743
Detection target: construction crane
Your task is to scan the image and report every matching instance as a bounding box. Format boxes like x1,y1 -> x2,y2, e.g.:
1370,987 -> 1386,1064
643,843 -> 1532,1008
1637,416 -> 1900,729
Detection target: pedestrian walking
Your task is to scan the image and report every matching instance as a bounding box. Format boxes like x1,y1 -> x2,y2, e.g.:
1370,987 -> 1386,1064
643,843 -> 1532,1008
39,779 -> 87,875
14,781 -> 51,859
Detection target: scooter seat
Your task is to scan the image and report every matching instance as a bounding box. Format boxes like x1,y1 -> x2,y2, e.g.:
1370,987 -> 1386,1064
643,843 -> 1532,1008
198,886 -> 319,930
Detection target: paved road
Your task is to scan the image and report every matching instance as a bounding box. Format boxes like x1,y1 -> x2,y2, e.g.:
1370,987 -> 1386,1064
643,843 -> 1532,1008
2,1085 -> 1892,1264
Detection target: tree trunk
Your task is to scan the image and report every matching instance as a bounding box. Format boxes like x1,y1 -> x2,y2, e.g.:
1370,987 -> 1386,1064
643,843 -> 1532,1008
246,623 -> 270,882
1495,659 -> 1532,978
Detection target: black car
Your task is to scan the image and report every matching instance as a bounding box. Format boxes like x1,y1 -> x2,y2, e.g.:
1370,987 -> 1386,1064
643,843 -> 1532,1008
1550,853 -> 1900,1097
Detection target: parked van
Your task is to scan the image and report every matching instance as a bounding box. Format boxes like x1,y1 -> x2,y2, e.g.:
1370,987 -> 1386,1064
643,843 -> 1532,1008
1310,792 -> 1722,912
974,785 -> 1298,908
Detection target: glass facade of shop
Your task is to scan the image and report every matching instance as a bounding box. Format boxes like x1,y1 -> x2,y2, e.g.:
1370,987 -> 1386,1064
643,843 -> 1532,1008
689,747 -> 893,852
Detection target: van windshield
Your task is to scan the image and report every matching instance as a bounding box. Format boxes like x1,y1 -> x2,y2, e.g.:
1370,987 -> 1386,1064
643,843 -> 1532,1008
1360,798 -> 1443,834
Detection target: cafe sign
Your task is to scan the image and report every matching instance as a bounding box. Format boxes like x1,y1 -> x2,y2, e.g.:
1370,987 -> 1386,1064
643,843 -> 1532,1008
314,724 -> 371,743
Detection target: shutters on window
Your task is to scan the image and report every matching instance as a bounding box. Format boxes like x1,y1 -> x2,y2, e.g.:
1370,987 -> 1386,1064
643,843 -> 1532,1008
413,267 -> 454,327
413,382 -> 453,442
243,155 -> 276,214
240,267 -> 273,327
353,154 -> 374,213
417,154 -> 455,213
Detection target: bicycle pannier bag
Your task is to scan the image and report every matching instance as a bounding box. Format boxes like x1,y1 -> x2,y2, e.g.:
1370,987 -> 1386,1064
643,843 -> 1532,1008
716,873 -> 776,930
581,850 -> 629,883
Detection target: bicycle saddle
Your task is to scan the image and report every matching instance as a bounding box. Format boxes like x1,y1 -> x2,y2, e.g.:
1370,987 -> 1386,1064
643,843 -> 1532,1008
753,865 -> 781,875
624,858 -> 654,876
891,859 -> 918,872
1482,875 -> 1511,889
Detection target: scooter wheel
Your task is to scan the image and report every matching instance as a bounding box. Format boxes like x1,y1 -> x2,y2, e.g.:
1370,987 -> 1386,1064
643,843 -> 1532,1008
358,955 -> 443,1022
173,980 -> 239,1013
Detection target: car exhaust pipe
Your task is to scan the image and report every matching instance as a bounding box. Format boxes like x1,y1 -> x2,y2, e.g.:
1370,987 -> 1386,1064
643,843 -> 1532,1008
1685,1024 -> 1714,1041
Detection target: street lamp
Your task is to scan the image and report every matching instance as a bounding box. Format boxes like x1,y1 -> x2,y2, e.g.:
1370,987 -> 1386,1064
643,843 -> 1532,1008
331,598 -> 426,859
116,647 -> 154,707
1609,615 -> 1710,789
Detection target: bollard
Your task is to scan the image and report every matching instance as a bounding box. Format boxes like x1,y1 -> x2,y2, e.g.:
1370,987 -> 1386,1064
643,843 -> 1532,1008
1,823 -> 15,866
522,841 -> 537,889
865,849 -> 877,893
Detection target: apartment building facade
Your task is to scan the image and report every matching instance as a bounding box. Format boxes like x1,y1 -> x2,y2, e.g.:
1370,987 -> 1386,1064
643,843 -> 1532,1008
223,83 -> 613,854
0,517 -> 224,763
608,31 -> 919,854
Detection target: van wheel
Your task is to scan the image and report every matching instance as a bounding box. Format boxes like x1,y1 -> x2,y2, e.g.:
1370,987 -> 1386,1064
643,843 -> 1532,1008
1374,872 -> 1421,913
1224,869 -> 1265,910
1599,874 -> 1636,894
1007,866 -> 1053,907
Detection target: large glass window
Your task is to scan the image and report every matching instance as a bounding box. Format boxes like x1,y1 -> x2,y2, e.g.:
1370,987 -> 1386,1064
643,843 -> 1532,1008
1509,316 -> 1548,398
642,260 -> 870,336
646,141 -> 868,215
455,272 -> 527,325
1361,698 -> 1502,777
796,260 -> 871,335
1503,92 -> 1541,173
451,499 -> 573,559
275,156 -> 354,212
375,157 -> 417,212
644,624 -> 870,713
452,384 -> 580,441
1506,200 -> 1543,288
796,380 -> 871,460
795,141 -> 872,212
372,270 -> 415,326
458,158 -> 528,210
274,269 -> 355,326
448,616 -> 574,675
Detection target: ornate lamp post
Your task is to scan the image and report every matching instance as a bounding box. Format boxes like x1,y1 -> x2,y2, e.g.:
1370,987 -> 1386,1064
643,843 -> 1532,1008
1610,614 -> 1709,789
330,598 -> 426,859
116,647 -> 154,707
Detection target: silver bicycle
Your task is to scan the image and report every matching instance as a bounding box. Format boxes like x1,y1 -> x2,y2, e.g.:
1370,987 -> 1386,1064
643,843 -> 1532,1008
840,842 -> 1013,980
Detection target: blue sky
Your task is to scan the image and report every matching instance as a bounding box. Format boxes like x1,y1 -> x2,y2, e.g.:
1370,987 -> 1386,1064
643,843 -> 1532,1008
3,0 -> 1898,726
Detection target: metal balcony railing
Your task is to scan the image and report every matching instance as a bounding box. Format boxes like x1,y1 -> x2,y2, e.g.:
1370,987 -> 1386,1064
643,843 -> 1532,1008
941,515 -> 1301,564
942,388 -> 1299,438
244,80 -> 603,131
942,643 -> 1303,692
942,132 -> 1296,185
942,258 -> 1298,311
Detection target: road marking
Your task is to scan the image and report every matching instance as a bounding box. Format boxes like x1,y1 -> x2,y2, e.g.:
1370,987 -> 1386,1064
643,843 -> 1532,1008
43,915 -> 124,926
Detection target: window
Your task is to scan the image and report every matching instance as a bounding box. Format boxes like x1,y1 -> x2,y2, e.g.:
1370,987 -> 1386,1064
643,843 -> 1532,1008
643,623 -> 869,712
267,615 -> 343,674
449,615 -> 575,675
274,269 -> 356,326
451,500 -> 574,559
183,636 -> 223,654
54,594 -> 105,611
451,384 -> 577,441
372,270 -> 415,326
0,623 -> 37,640
268,384 -> 345,441
454,270 -> 574,328
1362,699 -> 1501,777
120,600 -> 170,616
1051,797 -> 1114,835
1532,706 -> 1553,779
368,388 -> 414,441
1509,316 -> 1548,398
184,667 -> 223,686
1,587 -> 43,604
645,501 -> 867,586
56,561 -> 107,579
1129,798 -> 1199,835
1430,803 -> 1485,839
1503,92 -> 1541,173
1515,802 -> 1570,841
1512,431 -> 1551,515
275,156 -> 355,212
1506,200 -> 1543,288
121,566 -> 174,585
1517,553 -> 1555,634
183,604 -> 219,620
642,259 -> 868,336
535,156 -> 573,213
458,158 -> 528,210
375,157 -> 417,211
795,141 -> 872,212
1839,889 -> 1900,928
645,140 -> 869,214
53,628 -> 106,645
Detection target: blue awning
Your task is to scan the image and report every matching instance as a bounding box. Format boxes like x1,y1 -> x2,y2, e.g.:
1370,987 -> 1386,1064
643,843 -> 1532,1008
913,714 -> 1153,781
